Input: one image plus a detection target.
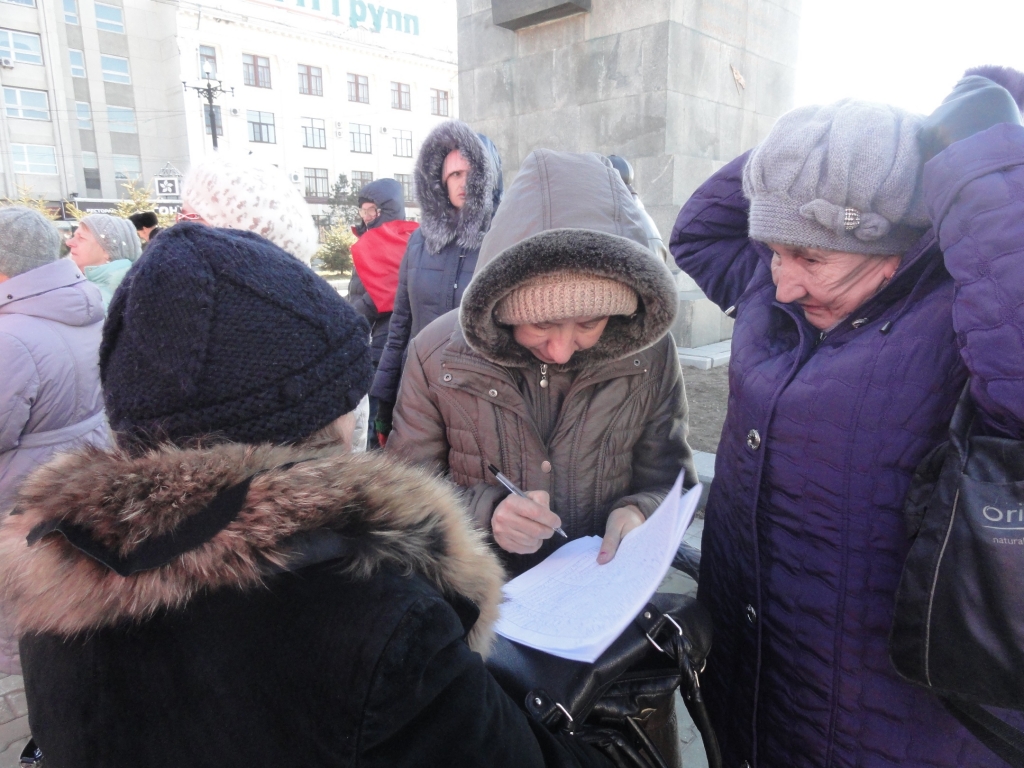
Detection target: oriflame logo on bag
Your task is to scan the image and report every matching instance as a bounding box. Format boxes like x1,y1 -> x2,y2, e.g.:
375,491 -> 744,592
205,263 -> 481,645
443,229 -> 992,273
981,505 -> 1024,527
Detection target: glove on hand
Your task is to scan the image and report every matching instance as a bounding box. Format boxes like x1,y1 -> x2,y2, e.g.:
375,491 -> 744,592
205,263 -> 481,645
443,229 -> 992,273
920,72 -> 1024,162
374,400 -> 395,447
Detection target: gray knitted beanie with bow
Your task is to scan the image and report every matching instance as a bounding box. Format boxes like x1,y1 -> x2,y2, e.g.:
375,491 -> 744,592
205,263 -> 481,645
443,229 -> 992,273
743,99 -> 930,256
81,214 -> 142,262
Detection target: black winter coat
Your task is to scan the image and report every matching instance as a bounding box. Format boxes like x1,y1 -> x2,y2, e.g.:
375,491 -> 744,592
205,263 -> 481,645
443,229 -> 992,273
347,270 -> 390,366
0,443 -> 609,768
371,121 -> 502,404
371,233 -> 479,401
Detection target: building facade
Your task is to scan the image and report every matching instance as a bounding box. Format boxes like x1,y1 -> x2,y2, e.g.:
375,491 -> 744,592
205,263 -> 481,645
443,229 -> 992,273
1,0 -> 458,220
1,0 -> 189,212
458,0 -> 802,347
176,0 -> 459,220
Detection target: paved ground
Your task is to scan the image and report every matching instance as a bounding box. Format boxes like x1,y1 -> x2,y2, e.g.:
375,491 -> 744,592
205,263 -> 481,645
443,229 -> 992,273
683,364 -> 730,455
0,674 -> 29,768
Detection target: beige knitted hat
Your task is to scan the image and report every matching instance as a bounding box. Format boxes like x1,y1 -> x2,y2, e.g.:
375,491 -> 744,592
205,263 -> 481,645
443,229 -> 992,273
494,271 -> 637,325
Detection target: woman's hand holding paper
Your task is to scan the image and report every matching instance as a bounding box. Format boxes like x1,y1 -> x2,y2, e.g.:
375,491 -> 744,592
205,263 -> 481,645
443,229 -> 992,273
598,505 -> 645,564
492,491 -> 563,554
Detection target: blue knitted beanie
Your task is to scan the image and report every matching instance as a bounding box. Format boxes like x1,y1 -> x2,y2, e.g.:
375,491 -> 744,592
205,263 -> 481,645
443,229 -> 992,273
100,223 -> 371,448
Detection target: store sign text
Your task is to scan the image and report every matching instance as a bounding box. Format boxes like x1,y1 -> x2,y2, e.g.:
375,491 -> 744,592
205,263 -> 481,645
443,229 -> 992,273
278,0 -> 420,35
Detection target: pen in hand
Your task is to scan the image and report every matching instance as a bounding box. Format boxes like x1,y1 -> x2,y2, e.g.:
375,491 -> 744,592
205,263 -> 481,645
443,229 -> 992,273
488,464 -> 568,539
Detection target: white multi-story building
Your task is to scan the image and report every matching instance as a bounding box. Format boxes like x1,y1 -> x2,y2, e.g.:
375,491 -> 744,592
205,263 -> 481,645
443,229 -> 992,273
177,0 -> 459,220
1,0 -> 458,220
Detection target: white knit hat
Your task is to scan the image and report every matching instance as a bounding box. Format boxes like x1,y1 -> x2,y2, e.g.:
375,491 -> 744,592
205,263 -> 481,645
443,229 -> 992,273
182,156 -> 319,264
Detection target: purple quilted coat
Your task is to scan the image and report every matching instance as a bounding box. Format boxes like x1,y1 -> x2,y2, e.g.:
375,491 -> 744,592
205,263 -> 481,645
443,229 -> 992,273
670,124 -> 1024,768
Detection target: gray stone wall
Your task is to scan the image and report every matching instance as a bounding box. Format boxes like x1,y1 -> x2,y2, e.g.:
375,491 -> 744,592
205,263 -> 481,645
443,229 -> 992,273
457,0 -> 802,347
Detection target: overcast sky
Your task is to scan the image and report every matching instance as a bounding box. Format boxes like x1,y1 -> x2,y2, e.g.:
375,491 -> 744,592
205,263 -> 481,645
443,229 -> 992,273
794,0 -> 1024,114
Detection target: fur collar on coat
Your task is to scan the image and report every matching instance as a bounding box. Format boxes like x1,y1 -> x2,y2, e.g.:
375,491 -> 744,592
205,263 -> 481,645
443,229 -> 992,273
0,443 -> 505,655
459,149 -> 678,369
415,120 -> 502,254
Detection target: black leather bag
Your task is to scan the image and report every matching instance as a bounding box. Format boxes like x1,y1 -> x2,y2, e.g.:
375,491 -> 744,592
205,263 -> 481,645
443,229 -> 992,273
486,593 -> 721,768
890,386 -> 1024,766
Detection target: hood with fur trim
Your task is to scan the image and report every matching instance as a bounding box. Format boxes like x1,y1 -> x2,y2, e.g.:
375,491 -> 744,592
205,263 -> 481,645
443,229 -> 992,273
459,149 -> 678,369
0,444 -> 505,655
415,120 -> 502,254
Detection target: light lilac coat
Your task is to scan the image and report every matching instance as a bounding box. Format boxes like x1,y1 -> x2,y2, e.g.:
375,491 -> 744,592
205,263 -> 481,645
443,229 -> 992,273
0,259 -> 110,514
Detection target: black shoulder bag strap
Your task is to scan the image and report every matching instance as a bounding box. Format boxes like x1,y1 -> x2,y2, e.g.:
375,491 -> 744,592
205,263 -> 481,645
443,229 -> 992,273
941,697 -> 1024,768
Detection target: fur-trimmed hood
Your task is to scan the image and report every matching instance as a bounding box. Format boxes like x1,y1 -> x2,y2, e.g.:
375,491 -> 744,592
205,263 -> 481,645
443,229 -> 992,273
459,149 -> 678,369
415,120 -> 502,254
0,443 -> 505,655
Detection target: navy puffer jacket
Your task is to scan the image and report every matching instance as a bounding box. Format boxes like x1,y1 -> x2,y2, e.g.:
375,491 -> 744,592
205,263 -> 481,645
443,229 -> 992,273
670,125 -> 1024,768
371,121 -> 502,403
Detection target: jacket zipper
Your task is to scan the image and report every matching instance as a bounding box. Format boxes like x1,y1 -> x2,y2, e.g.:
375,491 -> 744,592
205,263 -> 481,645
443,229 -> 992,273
539,363 -> 548,388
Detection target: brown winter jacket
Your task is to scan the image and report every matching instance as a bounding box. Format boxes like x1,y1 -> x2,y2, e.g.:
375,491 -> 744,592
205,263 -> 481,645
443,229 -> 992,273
388,149 -> 696,574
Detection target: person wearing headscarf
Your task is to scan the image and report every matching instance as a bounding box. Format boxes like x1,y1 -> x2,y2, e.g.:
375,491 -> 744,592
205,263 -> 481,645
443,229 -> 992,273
0,223 -> 616,768
669,67 -> 1024,767
370,120 -> 503,444
179,156 -> 320,264
67,214 -> 142,308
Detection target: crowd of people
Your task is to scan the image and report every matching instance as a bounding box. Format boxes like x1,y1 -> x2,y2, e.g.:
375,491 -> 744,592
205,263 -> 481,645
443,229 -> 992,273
0,64 -> 1022,768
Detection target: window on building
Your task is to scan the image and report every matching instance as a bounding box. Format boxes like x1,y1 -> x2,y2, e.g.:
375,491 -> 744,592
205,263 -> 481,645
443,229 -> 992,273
390,81 -> 411,111
298,64 -> 323,96
199,45 -> 217,79
112,154 -> 141,180
351,171 -> 373,192
68,49 -> 86,77
100,55 -> 130,84
393,129 -> 412,158
204,104 -> 223,136
395,173 -> 413,203
247,110 -> 275,143
304,167 -> 329,199
76,101 -> 93,130
94,3 -> 125,33
347,73 -> 368,103
1,0 -> 35,7
0,29 -> 44,65
11,144 -> 58,175
430,88 -> 449,117
349,123 -> 371,154
300,117 -> 326,149
243,54 -> 271,88
4,88 -> 50,120
81,150 -> 100,192
107,105 -> 136,133
63,0 -> 79,23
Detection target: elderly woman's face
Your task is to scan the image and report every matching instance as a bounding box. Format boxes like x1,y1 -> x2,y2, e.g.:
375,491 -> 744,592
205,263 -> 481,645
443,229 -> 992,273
769,243 -> 901,331
513,316 -> 610,365
68,225 -> 110,269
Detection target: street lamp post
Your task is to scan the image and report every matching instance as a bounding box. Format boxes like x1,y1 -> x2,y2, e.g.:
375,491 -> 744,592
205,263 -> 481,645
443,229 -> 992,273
183,63 -> 233,150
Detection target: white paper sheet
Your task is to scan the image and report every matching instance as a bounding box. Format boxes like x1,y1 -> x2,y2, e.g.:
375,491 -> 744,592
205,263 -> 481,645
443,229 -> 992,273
495,471 -> 701,663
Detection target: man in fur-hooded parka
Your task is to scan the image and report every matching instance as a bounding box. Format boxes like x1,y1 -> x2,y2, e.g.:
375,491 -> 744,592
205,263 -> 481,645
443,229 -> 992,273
387,149 -> 697,576
0,225 -> 609,768
370,120 -> 503,408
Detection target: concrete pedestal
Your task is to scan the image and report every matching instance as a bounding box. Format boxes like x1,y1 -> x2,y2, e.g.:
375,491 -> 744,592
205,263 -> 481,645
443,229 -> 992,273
457,0 -> 800,346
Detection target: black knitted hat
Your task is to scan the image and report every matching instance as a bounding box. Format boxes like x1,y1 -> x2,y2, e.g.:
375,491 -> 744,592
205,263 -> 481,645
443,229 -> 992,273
100,223 -> 372,448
